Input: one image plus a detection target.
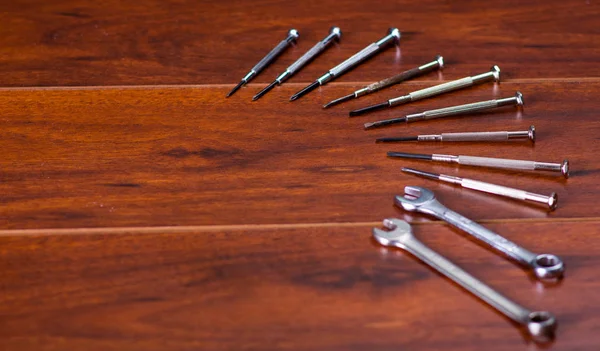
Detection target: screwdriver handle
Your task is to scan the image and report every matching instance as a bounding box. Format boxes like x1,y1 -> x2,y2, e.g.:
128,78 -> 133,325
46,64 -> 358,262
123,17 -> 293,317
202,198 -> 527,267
440,131 -> 510,142
458,156 -> 537,170
422,99 -> 498,119
328,42 -> 379,77
368,67 -> 423,92
366,56 -> 444,94
251,31 -> 298,75
389,66 -> 500,106
324,28 -> 400,81
287,41 -> 326,73
411,76 -> 475,102
462,178 -> 531,201
286,27 -> 341,75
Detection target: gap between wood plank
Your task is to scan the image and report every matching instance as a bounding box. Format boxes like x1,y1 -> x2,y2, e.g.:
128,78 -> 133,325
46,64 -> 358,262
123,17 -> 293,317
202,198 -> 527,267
1,217 -> 598,237
0,77 -> 599,91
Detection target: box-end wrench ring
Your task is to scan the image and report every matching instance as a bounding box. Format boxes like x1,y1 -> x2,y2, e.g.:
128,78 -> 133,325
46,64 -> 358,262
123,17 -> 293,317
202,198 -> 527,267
372,218 -> 557,341
394,186 -> 564,280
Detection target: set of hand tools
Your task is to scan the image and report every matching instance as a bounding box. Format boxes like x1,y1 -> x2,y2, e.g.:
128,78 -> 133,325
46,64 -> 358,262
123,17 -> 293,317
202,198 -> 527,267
227,27 -> 567,342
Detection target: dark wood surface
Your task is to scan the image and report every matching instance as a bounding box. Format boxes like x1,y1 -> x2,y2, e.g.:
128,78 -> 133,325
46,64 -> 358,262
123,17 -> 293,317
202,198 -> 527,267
0,0 -> 599,86
1,221 -> 600,351
1,0 -> 599,350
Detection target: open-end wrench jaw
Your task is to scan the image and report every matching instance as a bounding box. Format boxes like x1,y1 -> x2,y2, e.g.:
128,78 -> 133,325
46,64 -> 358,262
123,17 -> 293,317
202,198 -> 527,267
372,218 -> 413,248
394,186 -> 440,214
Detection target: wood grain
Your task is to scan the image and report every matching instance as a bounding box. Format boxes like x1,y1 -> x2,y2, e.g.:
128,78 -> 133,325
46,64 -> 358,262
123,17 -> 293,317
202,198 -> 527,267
0,0 -> 598,87
2,82 -> 599,229
0,220 -> 598,351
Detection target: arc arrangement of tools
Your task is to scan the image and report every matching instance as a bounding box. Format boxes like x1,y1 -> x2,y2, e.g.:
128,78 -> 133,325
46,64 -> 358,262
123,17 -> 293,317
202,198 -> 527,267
227,27 -> 568,343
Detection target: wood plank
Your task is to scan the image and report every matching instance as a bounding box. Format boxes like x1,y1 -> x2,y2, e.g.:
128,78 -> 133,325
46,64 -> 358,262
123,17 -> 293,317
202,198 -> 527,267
2,82 -> 599,229
0,0 -> 598,86
0,221 -> 597,350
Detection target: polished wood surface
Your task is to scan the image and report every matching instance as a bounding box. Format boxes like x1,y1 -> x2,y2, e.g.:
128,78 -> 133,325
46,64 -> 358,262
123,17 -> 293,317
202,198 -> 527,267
1,221 -> 599,351
1,0 -> 599,350
2,82 -> 598,229
0,0 -> 599,86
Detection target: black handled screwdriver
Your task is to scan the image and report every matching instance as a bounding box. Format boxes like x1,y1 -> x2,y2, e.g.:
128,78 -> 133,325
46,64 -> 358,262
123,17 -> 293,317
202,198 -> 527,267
289,28 -> 401,101
253,27 -> 342,101
227,29 -> 299,98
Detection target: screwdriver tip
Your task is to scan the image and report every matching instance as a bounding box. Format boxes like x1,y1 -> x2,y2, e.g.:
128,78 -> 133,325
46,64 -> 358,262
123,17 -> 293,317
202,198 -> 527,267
387,151 -> 433,160
290,81 -> 320,102
375,136 -> 418,143
323,94 -> 355,109
253,81 -> 278,101
226,81 -> 244,98
349,102 -> 390,117
401,167 -> 441,180
364,117 -> 406,130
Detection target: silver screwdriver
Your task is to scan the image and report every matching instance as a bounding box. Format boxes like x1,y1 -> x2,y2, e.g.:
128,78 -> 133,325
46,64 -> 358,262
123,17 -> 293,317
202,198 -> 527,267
387,151 -> 570,178
290,28 -> 401,101
322,55 -> 444,108
227,29 -> 299,97
349,65 -> 501,116
364,91 -> 523,129
402,167 -> 558,210
253,27 -> 342,101
376,125 -> 535,143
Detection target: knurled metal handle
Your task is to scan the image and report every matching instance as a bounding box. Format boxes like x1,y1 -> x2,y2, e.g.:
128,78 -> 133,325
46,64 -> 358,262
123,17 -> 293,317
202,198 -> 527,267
441,131 -> 509,141
287,41 -> 326,73
458,155 -> 536,170
462,179 -> 528,200
251,39 -> 291,74
422,99 -> 499,119
329,43 -> 379,77
409,76 -> 474,101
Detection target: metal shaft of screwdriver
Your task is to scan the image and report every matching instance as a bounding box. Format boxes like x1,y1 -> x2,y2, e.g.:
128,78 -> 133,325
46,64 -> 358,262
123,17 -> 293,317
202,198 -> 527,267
226,29 -> 299,98
253,27 -> 342,101
322,55 -> 444,108
401,167 -> 558,210
349,65 -> 501,116
376,125 -> 535,143
388,151 -> 570,178
365,91 -> 523,129
289,28 -> 401,101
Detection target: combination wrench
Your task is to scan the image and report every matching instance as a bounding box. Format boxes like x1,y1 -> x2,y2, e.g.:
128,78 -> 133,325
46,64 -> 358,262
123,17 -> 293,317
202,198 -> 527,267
372,218 -> 557,341
394,186 -> 565,280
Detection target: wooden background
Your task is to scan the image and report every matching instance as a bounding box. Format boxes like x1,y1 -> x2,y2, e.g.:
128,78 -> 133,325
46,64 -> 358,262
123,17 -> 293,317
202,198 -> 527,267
1,0 -> 599,350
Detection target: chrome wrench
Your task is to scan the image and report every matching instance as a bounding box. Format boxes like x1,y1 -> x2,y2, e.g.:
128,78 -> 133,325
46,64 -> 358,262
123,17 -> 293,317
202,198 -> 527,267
394,186 -> 564,280
372,218 -> 557,341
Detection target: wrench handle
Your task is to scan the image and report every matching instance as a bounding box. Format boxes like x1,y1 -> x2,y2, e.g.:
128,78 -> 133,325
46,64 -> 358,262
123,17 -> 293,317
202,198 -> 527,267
430,206 -> 537,266
403,236 -> 530,323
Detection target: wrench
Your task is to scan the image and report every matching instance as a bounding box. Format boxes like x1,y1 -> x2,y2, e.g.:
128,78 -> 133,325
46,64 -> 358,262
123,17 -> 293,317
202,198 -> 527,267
372,218 -> 557,341
394,186 -> 564,280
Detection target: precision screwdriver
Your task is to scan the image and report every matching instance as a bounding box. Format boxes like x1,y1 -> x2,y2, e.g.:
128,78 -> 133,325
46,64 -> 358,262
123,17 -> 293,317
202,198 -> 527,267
364,91 -> 523,129
290,28 -> 401,101
253,27 -> 342,101
387,151 -> 570,178
227,29 -> 299,98
323,55 -> 444,108
376,125 -> 535,143
401,167 -> 558,210
349,65 -> 501,116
